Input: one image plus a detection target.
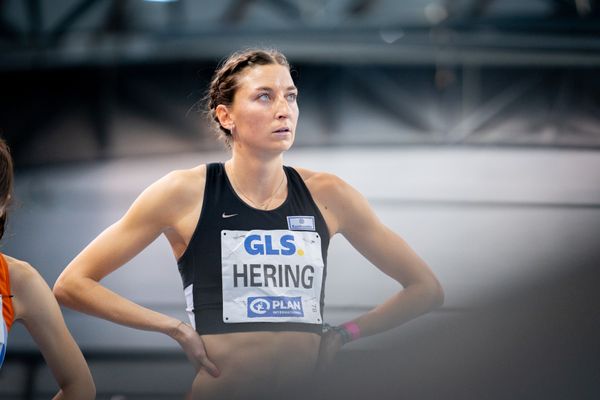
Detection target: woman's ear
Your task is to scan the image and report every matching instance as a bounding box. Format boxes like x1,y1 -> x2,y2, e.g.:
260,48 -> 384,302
215,104 -> 235,131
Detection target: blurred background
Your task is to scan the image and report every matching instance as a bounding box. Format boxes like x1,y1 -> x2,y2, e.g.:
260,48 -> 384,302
0,0 -> 599,399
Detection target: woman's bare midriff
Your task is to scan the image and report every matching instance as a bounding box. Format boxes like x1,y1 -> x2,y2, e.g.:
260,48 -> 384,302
191,331 -> 321,400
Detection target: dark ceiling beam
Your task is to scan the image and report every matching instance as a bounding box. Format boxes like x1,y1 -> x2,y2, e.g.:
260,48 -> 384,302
543,0 -> 598,17
448,75 -> 542,142
442,0 -> 599,30
116,77 -> 199,139
221,0 -> 256,24
102,0 -> 130,34
346,0 -> 379,16
0,0 -> 21,42
551,0 -> 583,16
25,0 -> 42,42
3,30 -> 600,69
87,68 -> 113,157
221,0 -> 301,24
349,67 -> 436,133
310,66 -> 344,135
50,0 -> 104,42
262,0 -> 301,20
465,0 -> 494,19
167,0 -> 185,31
7,88 -> 67,164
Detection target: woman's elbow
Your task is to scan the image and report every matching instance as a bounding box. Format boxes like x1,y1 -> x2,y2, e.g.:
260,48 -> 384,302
52,273 -> 81,308
413,275 -> 444,312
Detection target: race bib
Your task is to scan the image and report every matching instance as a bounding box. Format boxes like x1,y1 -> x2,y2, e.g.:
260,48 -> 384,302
221,229 -> 324,324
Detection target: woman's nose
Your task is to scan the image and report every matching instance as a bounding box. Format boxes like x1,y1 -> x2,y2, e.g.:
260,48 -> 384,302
275,96 -> 291,119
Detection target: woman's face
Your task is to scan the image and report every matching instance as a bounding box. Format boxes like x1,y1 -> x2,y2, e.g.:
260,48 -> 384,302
224,64 -> 299,154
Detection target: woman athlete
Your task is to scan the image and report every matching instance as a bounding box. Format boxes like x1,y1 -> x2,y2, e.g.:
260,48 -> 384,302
54,49 -> 443,399
0,139 -> 95,399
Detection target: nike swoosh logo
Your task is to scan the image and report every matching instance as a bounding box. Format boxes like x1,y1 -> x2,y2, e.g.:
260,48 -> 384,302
222,213 -> 238,218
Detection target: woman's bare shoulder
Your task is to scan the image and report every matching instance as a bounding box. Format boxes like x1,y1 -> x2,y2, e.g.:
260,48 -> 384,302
5,255 -> 38,284
292,166 -> 348,199
159,165 -> 207,199
293,166 -> 339,185
139,165 -> 207,216
4,255 -> 50,318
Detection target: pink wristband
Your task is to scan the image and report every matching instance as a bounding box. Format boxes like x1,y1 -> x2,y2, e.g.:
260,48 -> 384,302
341,322 -> 361,342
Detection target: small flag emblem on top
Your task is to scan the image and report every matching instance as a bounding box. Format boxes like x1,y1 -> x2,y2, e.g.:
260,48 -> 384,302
287,216 -> 315,231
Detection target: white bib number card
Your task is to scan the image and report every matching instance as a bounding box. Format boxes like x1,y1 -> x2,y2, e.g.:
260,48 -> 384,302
221,229 -> 324,324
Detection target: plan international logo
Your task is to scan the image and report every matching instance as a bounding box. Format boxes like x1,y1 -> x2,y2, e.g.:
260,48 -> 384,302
247,296 -> 304,318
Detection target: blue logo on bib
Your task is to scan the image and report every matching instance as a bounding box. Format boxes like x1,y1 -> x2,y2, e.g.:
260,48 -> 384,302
244,234 -> 296,256
247,296 -> 304,318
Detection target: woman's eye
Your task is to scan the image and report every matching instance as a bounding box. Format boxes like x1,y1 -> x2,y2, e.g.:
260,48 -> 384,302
287,93 -> 298,101
258,93 -> 271,101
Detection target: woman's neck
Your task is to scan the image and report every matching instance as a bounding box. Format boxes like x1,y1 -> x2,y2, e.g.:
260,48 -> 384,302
226,153 -> 287,210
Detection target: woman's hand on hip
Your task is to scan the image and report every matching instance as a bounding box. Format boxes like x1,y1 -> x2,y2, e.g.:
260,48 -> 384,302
171,321 -> 220,377
316,329 -> 343,373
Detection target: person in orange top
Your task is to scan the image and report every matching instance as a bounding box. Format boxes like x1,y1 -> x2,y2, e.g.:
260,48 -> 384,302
0,254 -> 14,366
0,139 -> 95,399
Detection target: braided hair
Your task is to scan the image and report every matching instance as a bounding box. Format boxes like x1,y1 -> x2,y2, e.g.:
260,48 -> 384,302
206,48 -> 290,148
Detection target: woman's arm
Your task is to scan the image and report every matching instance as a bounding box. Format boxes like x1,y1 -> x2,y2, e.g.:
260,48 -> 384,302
312,172 -> 444,369
53,168 -> 219,376
313,172 -> 444,337
10,259 -> 95,400
54,171 -> 184,332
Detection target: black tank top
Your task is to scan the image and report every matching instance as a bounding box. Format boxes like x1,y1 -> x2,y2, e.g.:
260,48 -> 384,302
177,163 -> 330,335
